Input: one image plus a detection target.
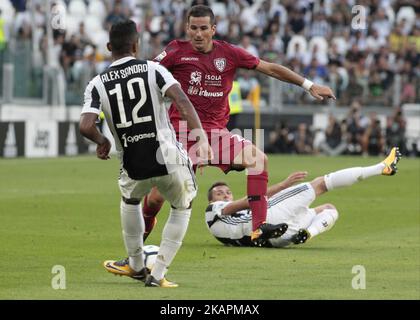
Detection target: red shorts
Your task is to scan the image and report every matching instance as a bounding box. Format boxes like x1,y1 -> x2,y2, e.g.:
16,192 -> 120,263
177,128 -> 252,173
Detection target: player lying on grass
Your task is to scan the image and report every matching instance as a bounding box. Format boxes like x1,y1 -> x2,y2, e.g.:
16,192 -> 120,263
205,147 -> 401,248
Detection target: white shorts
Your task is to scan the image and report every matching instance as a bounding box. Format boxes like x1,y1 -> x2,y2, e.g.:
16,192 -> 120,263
266,183 -> 316,247
118,163 -> 197,210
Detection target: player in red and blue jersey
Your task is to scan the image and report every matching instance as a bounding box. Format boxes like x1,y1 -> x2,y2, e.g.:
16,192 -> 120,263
143,5 -> 336,246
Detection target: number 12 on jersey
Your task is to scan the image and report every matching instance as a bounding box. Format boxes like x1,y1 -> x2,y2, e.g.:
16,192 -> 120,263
109,78 -> 152,128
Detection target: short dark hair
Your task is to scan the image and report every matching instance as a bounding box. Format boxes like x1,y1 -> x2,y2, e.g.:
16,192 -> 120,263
109,20 -> 139,55
207,181 -> 228,201
187,5 -> 215,25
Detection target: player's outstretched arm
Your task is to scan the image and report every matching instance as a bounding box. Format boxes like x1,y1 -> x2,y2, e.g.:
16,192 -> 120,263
80,113 -> 111,160
255,60 -> 336,100
221,171 -> 307,215
266,171 -> 307,197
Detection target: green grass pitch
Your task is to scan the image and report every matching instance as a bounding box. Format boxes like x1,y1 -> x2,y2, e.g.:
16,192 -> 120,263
0,154 -> 419,300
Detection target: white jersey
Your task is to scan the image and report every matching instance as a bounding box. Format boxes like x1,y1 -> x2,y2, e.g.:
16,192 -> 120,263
205,201 -> 253,246
81,56 -> 187,180
205,183 -> 317,247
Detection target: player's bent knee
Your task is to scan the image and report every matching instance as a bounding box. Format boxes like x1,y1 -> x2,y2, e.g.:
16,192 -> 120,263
323,206 -> 339,222
330,208 -> 339,221
314,203 -> 337,214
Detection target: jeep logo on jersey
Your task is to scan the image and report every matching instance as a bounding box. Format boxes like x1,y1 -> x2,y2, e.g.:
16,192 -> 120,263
214,58 -> 226,72
189,71 -> 202,86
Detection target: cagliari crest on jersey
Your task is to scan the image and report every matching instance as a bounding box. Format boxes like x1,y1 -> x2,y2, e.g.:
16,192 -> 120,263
213,58 -> 226,72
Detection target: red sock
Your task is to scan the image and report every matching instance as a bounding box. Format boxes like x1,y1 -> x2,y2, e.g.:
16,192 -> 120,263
247,171 -> 268,231
143,194 -> 163,233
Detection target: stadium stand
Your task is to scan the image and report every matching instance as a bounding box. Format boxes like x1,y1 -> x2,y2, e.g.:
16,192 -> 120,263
0,0 -> 419,158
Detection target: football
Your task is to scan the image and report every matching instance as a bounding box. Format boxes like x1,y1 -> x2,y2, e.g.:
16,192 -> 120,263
143,245 -> 159,270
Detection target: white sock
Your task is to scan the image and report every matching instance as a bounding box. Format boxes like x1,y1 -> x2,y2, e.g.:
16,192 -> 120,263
151,208 -> 191,280
120,200 -> 145,272
324,163 -> 385,190
307,209 -> 339,238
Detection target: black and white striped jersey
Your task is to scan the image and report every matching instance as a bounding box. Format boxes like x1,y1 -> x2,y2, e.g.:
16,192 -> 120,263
81,56 -> 186,180
205,184 -> 316,248
205,201 -> 254,246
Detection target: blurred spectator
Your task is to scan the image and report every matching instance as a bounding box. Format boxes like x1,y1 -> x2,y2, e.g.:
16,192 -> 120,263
239,35 -> 259,57
372,8 -> 393,41
215,14 -> 229,40
266,121 -> 293,154
303,58 -> 328,81
77,23 -> 93,48
287,40 -> 305,64
60,34 -> 81,80
330,11 -> 348,36
309,12 -> 331,39
293,123 -> 313,154
386,106 -> 407,154
328,42 -> 345,65
345,101 -> 369,155
361,112 -> 385,156
345,44 -> 363,64
366,29 -> 387,51
350,31 -> 368,51
10,0 -> 26,12
72,44 -> 98,88
171,0 -> 186,38
303,43 -> 328,66
319,114 -> 347,156
260,34 -> 283,62
105,2 -> 127,31
288,8 -> 305,34
237,69 -> 259,99
327,62 -> 349,100
334,0 -> 352,26
400,61 -> 417,103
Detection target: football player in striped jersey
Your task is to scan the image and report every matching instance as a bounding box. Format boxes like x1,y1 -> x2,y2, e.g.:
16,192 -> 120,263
205,147 -> 401,248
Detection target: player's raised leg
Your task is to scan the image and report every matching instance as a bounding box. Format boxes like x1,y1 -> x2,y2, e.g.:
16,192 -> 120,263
233,143 -> 287,246
310,147 -> 402,197
293,147 -> 401,244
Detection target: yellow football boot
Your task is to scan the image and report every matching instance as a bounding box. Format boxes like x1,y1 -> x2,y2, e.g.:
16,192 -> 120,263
145,275 -> 179,288
103,258 -> 149,281
382,147 -> 402,176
